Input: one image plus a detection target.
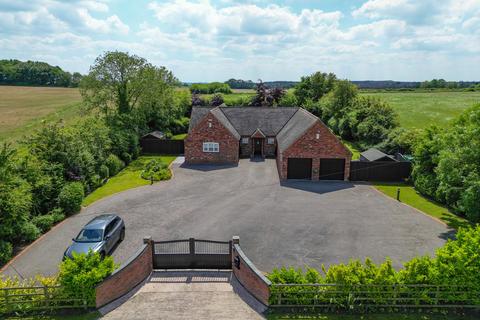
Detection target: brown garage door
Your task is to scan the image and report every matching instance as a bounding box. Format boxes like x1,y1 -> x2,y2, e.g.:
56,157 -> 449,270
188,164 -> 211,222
319,158 -> 345,180
287,158 -> 312,179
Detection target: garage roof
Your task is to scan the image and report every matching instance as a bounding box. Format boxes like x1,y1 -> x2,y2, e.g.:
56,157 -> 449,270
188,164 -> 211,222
276,109 -> 318,152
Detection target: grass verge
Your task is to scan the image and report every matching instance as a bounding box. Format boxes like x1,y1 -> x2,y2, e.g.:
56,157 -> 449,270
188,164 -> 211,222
6,312 -> 101,320
171,133 -> 187,140
82,155 -> 176,206
373,182 -> 470,229
267,313 -> 476,320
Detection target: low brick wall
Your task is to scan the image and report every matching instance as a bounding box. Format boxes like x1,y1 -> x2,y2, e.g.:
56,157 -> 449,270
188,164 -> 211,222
95,238 -> 153,308
231,237 -> 271,306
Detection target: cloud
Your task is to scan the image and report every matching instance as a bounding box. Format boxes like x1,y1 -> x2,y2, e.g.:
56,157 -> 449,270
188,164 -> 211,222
0,0 -> 129,35
77,8 -> 129,34
148,1 -> 342,36
0,0 -> 479,81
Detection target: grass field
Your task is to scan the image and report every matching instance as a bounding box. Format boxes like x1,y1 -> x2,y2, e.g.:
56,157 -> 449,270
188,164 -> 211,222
82,155 -> 176,206
267,313 -> 477,320
201,89 -> 480,129
373,182 -> 470,229
0,86 -> 83,142
360,90 -> 480,129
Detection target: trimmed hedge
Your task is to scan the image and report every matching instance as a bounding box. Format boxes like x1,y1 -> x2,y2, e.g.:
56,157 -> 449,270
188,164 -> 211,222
269,226 -> 480,307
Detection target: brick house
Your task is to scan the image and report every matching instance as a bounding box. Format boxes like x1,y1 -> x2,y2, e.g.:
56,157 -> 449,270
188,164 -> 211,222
185,106 -> 352,180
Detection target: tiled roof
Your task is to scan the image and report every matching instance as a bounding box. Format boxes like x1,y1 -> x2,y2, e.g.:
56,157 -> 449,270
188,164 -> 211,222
276,109 -> 318,152
188,106 -> 298,136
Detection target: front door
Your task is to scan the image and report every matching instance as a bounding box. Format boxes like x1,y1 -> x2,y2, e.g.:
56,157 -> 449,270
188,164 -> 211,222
253,138 -> 263,155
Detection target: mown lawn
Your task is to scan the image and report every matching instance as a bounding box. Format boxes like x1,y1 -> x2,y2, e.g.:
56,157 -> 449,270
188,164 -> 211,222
373,182 -> 470,229
82,155 -> 176,206
171,133 -> 187,140
6,312 -> 100,320
0,86 -> 83,142
360,90 -> 480,129
267,313 -> 477,320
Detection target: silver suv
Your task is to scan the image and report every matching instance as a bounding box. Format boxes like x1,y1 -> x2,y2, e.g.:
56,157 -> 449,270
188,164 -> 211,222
64,214 -> 125,259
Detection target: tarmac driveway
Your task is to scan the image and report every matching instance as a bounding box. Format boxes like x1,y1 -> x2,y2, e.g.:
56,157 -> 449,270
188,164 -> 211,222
2,158 -> 450,279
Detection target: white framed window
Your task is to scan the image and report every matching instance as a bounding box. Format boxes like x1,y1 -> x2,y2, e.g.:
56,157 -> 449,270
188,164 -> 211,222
267,137 -> 275,145
241,137 -> 249,144
203,142 -> 219,153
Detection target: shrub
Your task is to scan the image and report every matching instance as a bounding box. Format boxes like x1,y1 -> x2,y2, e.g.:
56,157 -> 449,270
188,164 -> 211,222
171,117 -> 190,135
58,251 -> 116,305
268,226 -> 480,307
105,154 -> 124,176
99,165 -> 109,179
58,182 -> 84,215
21,222 -> 40,242
210,93 -> 224,107
32,214 -> 55,233
141,160 -> 171,181
0,240 -> 13,265
121,152 -> 132,165
49,208 -> 65,223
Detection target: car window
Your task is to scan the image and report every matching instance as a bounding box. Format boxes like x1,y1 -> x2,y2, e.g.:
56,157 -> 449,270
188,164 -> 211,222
105,222 -> 113,236
75,229 -> 103,242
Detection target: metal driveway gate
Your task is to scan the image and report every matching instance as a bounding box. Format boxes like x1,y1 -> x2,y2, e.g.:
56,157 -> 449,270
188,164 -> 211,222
153,238 -> 232,269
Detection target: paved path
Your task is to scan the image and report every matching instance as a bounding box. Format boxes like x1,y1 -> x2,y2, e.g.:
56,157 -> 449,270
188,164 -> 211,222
101,271 -> 265,320
2,159 -> 451,279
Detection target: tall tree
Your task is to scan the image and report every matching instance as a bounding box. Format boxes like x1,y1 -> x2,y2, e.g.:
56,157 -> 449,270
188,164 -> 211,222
294,71 -> 337,105
80,51 -> 177,114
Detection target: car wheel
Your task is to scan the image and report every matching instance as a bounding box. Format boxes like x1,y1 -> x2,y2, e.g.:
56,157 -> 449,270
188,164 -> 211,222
100,251 -> 105,260
119,228 -> 125,242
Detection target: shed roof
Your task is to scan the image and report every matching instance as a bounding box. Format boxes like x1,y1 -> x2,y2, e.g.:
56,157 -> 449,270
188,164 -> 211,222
142,131 -> 165,139
360,148 -> 396,161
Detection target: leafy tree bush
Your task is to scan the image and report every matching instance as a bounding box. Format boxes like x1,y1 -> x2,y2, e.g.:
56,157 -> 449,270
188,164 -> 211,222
58,251 -> 116,305
32,214 -> 55,233
190,82 -> 232,94
250,80 -> 285,107
294,71 -> 337,106
99,165 -> 109,179
49,208 -> 65,224
170,117 -> 190,135
412,104 -> 480,222
20,222 -> 40,242
0,240 -> 13,265
57,182 -> 84,215
377,127 -> 422,155
105,154 -> 124,177
141,160 -> 171,181
269,226 -> 480,306
0,59 -> 82,87
210,93 -> 224,107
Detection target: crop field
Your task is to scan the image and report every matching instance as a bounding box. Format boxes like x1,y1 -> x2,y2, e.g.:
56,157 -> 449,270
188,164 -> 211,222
202,90 -> 480,129
0,86 -> 83,142
360,90 -> 480,129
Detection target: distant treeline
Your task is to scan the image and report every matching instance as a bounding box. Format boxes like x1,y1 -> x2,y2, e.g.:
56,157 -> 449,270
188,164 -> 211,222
190,82 -> 232,94
225,79 -> 297,89
0,59 -> 83,87
214,78 -> 480,90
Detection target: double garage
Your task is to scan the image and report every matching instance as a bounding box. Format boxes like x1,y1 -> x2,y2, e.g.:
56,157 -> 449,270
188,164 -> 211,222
287,158 -> 346,180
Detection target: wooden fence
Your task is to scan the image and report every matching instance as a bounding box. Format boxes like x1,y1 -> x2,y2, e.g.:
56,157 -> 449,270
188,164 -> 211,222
140,139 -> 184,154
349,161 -> 412,182
0,285 -> 92,315
270,283 -> 480,311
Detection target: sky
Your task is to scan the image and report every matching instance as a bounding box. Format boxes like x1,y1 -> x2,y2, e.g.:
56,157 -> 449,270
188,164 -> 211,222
1,0 -> 479,82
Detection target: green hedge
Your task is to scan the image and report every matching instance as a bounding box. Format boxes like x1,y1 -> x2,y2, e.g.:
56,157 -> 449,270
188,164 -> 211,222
268,226 -> 480,308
